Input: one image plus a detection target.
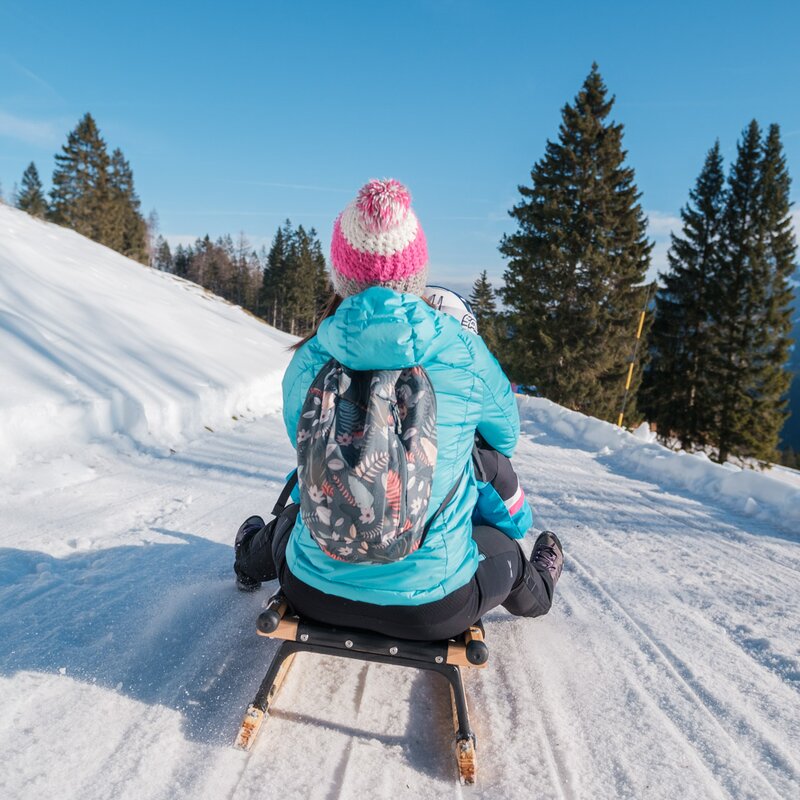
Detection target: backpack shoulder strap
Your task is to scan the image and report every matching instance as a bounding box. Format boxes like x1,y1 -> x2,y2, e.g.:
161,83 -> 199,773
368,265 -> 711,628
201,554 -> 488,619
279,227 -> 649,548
271,470 -> 299,517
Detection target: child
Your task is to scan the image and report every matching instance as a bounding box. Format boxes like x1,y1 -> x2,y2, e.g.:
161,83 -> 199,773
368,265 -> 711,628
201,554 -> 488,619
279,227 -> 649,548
235,179 -> 561,641
422,285 -> 544,544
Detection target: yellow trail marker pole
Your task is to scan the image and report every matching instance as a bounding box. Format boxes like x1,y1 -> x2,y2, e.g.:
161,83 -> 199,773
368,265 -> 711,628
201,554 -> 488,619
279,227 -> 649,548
617,285 -> 652,428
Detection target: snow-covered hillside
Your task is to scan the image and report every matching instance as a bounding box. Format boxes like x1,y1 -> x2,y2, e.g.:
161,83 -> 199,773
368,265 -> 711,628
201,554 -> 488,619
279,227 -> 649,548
0,205 -> 294,485
1,209 -> 799,799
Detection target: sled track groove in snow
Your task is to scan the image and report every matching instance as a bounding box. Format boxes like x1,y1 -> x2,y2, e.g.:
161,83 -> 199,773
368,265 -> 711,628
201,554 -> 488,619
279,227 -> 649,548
579,518 -> 800,694
325,663 -> 372,800
486,640 -> 574,800
567,552 -> 793,800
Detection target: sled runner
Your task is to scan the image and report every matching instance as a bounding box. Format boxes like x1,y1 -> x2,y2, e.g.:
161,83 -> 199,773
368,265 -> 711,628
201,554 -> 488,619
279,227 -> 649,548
234,592 -> 489,786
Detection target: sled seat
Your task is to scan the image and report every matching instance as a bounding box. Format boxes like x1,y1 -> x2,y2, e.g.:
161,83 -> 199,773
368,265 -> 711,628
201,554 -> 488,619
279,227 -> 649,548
255,592 -> 489,668
235,591 -> 487,785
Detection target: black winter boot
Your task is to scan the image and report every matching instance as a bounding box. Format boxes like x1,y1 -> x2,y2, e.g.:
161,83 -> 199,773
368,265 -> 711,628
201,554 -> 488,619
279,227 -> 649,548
531,531 -> 563,588
234,515 -> 265,592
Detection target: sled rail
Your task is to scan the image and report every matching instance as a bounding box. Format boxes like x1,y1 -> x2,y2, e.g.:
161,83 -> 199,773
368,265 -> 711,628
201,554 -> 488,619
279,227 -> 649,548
238,592 -> 486,785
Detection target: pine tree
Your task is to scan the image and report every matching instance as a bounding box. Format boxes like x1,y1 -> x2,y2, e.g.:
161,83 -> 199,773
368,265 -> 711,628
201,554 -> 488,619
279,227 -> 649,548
258,221 -> 291,327
107,148 -> 148,263
710,122 -> 796,464
309,228 -> 331,322
469,271 -> 500,353
255,221 -> 330,334
643,142 -> 726,448
293,225 -> 331,334
50,113 -> 111,241
500,64 -> 653,420
15,162 -> 48,218
152,235 -> 173,272
172,244 -> 190,278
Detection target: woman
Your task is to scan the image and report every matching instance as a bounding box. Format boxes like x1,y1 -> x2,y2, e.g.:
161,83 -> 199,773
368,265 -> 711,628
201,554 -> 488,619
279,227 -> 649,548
234,179 -> 562,640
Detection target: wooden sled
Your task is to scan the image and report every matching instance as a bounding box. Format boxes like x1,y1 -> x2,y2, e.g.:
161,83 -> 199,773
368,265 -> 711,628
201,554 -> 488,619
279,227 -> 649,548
234,592 -> 489,785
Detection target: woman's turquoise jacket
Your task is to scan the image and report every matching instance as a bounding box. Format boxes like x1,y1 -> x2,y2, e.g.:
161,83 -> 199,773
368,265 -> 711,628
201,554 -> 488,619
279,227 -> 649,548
281,287 -> 520,606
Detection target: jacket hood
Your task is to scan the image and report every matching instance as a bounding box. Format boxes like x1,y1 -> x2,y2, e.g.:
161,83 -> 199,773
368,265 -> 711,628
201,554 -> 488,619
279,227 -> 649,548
316,287 -> 454,370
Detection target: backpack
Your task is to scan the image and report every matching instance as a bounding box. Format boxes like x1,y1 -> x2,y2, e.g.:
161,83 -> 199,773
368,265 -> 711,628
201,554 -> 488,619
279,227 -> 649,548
296,358 -> 454,564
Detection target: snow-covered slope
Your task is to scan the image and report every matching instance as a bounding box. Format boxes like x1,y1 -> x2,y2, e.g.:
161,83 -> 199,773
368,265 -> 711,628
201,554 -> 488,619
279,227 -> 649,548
0,205 -> 294,482
518,397 -> 800,535
1,208 -> 799,799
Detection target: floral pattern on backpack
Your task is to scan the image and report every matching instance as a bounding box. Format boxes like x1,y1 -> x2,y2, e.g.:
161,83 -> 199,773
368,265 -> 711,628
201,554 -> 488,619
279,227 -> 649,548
296,359 -> 438,564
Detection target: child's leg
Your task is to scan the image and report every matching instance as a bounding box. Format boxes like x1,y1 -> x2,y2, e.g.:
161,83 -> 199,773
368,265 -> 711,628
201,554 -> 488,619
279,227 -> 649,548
236,506 -> 298,582
472,526 -> 554,618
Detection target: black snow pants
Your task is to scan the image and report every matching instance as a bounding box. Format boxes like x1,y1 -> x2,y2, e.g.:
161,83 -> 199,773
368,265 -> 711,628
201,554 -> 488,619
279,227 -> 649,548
236,507 -> 554,641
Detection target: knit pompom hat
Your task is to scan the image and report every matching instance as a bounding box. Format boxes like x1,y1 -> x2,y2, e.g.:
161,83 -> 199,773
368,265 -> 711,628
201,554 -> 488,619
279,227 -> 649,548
330,178 -> 428,298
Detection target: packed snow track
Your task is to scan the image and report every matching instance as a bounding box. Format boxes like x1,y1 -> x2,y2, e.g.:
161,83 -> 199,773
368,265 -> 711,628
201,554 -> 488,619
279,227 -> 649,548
2,411 -> 798,800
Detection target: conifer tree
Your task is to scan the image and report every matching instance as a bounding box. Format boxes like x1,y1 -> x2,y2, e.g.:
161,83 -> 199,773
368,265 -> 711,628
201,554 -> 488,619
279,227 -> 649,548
258,221 -> 291,327
469,271 -> 500,353
16,162 -> 47,218
50,113 -> 111,241
172,244 -> 191,279
643,142 -> 726,448
310,228 -> 331,321
152,235 -> 173,272
500,65 -> 653,420
709,122 -> 796,464
783,309 -> 800,453
256,221 -> 329,334
49,114 -> 148,263
107,148 -> 148,263
293,225 -> 331,334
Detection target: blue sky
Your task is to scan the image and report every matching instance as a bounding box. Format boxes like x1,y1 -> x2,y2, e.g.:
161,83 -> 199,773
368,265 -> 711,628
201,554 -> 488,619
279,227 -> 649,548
1,0 -> 798,297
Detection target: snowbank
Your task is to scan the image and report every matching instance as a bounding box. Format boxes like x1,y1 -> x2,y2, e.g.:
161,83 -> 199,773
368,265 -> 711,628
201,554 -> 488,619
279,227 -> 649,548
518,395 -> 800,535
0,205 -> 295,474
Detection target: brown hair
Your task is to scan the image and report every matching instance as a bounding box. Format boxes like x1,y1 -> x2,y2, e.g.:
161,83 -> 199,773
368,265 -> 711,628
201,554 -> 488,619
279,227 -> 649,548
290,293 -> 343,351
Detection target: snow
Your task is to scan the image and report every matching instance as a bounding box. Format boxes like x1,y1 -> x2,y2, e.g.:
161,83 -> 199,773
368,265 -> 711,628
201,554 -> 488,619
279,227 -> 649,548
0,205 -> 294,485
1,208 -> 799,799
518,396 -> 800,536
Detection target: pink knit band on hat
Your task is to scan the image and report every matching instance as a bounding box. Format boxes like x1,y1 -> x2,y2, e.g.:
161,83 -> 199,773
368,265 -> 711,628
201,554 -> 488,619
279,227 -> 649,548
331,217 -> 428,281
329,178 -> 429,297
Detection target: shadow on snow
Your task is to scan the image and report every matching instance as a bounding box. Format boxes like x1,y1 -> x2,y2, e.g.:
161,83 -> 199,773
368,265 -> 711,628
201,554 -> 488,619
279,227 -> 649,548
0,530 -> 457,779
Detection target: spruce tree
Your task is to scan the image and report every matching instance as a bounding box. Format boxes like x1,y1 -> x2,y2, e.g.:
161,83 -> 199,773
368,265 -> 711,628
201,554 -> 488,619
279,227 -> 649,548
16,162 -> 48,218
643,142 -> 726,448
469,271 -> 500,353
292,225 -> 330,335
256,222 -> 330,334
283,226 -> 315,336
173,244 -> 191,279
259,221 -> 291,327
107,148 -> 148,263
710,122 -> 796,464
152,235 -> 173,272
309,228 -> 331,322
50,113 -> 111,241
500,64 -> 653,420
